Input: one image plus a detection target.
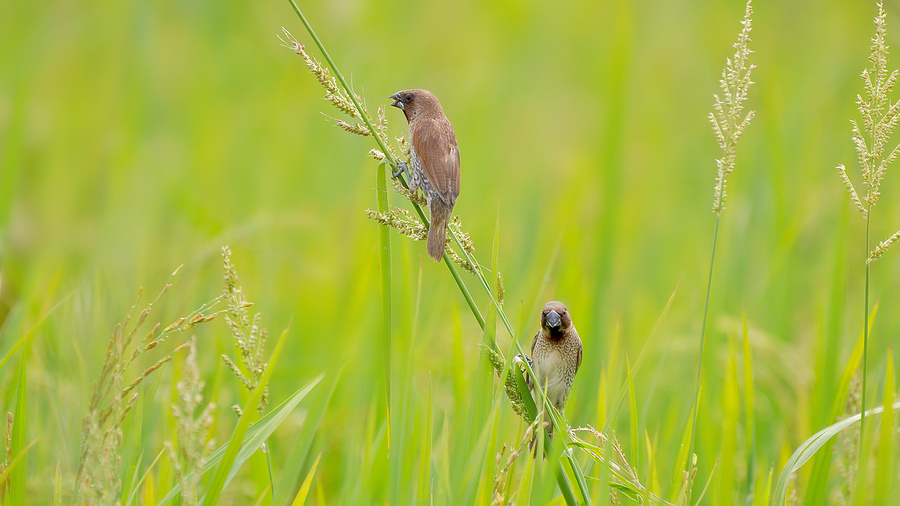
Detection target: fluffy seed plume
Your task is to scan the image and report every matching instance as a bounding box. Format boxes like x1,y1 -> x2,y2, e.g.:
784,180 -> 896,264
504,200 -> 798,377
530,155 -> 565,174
709,0 -> 756,215
869,229 -> 900,263
166,338 -> 216,506
841,2 -> 900,262
74,266 -> 221,503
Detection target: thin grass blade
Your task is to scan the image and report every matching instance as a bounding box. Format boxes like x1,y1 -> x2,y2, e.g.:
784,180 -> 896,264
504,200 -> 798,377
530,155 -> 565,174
742,311 -> 756,503
158,369 -> 322,504
0,439 -> 36,489
10,349 -> 26,503
626,352 -> 639,475
873,353 -> 894,505
202,327 -> 293,504
272,367 -> 341,505
417,377 -> 433,502
804,304 -> 875,503
669,399 -> 697,504
290,452 -> 321,506
772,399 -> 900,505
125,449 -> 165,506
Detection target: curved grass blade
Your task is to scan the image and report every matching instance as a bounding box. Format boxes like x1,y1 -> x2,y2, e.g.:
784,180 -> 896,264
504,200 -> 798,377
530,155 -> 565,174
272,366 -> 341,505
125,450 -> 165,506
772,399 -> 900,505
0,439 -> 36,488
291,452 -> 321,506
201,326 -> 292,504
803,305 -> 874,503
159,370 -> 323,504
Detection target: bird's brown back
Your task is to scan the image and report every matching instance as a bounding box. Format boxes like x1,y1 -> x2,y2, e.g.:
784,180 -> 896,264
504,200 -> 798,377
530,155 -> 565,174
410,118 -> 460,206
399,89 -> 461,207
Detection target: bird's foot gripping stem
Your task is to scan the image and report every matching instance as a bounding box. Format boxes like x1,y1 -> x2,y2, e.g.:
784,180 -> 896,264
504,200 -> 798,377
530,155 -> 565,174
392,161 -> 411,181
513,353 -> 534,387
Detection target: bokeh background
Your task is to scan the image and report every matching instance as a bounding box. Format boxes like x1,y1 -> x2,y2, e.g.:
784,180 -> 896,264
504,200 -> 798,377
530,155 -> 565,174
2,0 -> 899,502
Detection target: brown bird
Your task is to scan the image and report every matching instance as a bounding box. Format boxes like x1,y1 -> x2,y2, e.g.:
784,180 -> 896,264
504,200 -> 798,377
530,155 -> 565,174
390,89 -> 461,261
527,301 -> 583,436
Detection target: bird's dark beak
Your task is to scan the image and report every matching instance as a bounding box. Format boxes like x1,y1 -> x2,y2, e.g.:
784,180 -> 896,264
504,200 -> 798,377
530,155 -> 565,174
390,92 -> 404,111
545,310 -> 561,330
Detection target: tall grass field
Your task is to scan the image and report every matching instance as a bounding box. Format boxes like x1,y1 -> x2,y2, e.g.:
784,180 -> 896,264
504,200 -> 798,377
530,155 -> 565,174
1,0 -> 899,503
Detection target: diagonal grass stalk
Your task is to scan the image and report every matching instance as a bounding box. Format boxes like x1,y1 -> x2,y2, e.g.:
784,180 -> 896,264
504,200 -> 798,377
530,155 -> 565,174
376,156 -> 394,488
286,4 -> 597,502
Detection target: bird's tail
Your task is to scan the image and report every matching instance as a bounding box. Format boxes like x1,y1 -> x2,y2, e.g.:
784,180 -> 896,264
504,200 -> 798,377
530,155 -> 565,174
426,202 -> 451,261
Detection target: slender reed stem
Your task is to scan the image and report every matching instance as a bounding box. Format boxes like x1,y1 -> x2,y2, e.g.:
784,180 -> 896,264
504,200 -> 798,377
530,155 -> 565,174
685,4 -> 754,492
686,211 -> 721,499
264,439 -> 275,498
860,205 -> 871,465
443,254 -> 485,329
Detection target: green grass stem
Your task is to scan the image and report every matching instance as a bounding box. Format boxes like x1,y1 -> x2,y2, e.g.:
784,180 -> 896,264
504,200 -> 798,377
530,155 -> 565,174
860,206 -> 871,470
287,5 -> 589,503
687,211 -> 721,493
271,367 -> 341,505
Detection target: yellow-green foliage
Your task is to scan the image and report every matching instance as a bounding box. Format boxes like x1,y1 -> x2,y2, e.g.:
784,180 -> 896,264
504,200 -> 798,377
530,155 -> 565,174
1,0 -> 899,504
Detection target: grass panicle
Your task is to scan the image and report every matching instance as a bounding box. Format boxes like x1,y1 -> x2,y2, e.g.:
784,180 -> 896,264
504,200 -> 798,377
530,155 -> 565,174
837,0 -> 900,476
221,246 -> 270,418
73,266 -> 222,503
365,207 -> 427,242
482,345 -> 531,422
832,376 -> 862,504
867,228 -> 900,263
220,245 -> 280,496
165,338 -> 215,506
490,417 -> 542,504
689,0 -> 756,498
842,2 -> 900,216
709,0 -> 756,216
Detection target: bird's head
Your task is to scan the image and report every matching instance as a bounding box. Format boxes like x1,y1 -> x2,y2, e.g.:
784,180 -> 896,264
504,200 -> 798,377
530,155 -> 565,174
390,89 -> 442,121
541,301 -> 572,338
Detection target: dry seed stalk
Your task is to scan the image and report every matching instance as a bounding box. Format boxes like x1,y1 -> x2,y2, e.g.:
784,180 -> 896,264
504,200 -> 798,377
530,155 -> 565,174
74,266 -> 220,502
166,337 -> 216,506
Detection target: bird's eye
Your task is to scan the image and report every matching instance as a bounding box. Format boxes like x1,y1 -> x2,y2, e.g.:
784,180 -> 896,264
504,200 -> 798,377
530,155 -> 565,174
404,93 -> 414,102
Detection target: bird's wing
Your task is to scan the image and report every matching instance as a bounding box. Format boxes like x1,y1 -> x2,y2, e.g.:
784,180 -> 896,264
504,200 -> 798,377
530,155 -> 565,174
524,331 -> 540,390
576,345 -> 582,376
412,118 -> 460,206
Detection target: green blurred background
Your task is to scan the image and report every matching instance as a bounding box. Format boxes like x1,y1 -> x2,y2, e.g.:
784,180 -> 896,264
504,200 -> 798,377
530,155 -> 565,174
2,0 -> 899,502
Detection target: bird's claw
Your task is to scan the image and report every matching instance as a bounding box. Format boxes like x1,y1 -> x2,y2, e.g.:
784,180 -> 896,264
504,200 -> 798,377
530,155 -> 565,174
513,353 -> 534,370
392,161 -> 411,181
